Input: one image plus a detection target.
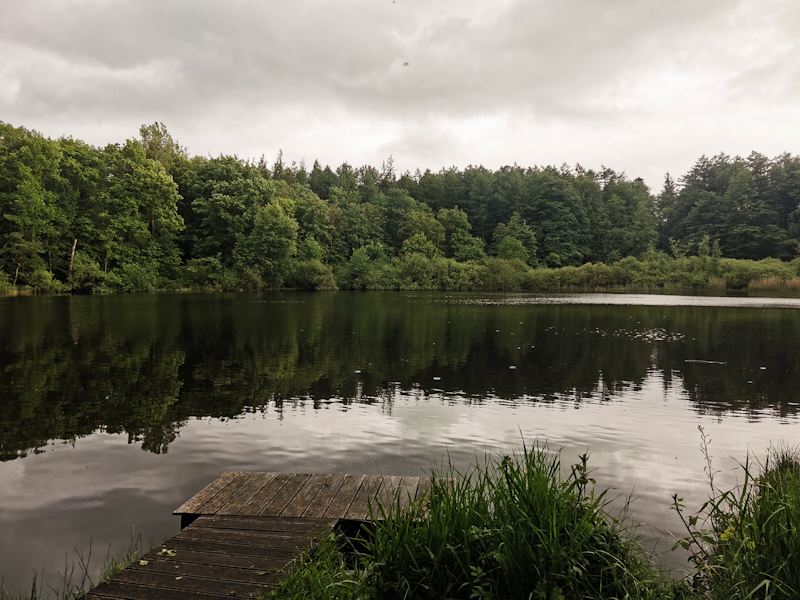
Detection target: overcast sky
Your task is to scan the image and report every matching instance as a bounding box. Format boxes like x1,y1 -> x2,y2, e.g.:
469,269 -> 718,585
2,0 -> 798,190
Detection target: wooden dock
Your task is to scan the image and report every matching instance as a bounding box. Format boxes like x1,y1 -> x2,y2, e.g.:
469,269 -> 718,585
85,472 -> 431,599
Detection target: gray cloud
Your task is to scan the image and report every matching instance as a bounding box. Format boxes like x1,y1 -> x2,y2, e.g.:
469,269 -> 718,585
2,0 -> 799,187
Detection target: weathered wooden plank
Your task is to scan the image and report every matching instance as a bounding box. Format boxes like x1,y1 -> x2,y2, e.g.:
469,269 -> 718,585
173,471 -> 242,515
302,473 -> 346,518
280,473 -> 330,517
175,527 -> 316,549
374,475 -> 402,516
162,537 -> 300,560
216,472 -> 277,515
128,558 -> 284,586
193,472 -> 259,515
259,473 -> 311,516
88,581 -> 244,600
345,475 -> 384,520
191,514 -> 336,533
322,474 -> 365,519
112,569 -> 268,597
237,472 -> 294,516
140,547 -> 289,571
396,477 -> 420,513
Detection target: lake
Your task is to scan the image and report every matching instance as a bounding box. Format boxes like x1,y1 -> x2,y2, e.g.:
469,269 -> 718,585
1,291 -> 799,593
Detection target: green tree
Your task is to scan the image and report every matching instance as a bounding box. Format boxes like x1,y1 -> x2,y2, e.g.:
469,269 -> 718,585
138,122 -> 187,174
98,140 -> 184,287
308,160 -> 339,200
497,237 -> 528,262
491,211 -> 537,266
0,123 -> 68,288
233,202 -> 298,287
190,156 -> 274,265
524,171 -> 590,266
402,208 -> 445,253
401,233 -> 438,259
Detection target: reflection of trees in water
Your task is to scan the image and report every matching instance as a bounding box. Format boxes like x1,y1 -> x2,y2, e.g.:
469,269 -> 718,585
1,294 -> 798,460
0,295 -> 186,460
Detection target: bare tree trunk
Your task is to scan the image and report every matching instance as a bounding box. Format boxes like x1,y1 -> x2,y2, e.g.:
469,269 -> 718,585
69,239 -> 78,274
13,263 -> 20,286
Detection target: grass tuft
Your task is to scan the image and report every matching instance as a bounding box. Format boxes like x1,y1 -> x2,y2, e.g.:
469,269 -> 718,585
99,530 -> 143,583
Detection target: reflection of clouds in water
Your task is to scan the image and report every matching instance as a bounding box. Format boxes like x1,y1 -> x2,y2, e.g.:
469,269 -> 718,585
2,369 -> 799,588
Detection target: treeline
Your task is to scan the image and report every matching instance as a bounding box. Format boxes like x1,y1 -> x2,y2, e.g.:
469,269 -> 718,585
2,120 -> 800,293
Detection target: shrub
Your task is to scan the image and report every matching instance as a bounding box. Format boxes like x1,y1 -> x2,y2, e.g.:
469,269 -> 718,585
482,258 -> 529,291
0,271 -> 12,294
287,260 -> 338,290
23,268 -> 65,294
178,255 -> 225,289
115,263 -> 157,293
67,252 -> 105,292
523,267 -> 559,291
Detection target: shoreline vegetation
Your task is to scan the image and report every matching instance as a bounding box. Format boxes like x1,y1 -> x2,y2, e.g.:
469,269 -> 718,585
274,441 -> 800,600
4,441 -> 798,600
3,121 -> 800,296
4,253 -> 800,296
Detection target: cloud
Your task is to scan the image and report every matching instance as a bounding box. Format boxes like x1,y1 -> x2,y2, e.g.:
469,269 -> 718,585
1,0 -> 799,187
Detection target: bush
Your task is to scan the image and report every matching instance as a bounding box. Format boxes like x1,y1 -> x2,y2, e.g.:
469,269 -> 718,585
177,256 -> 225,289
0,271 -> 11,294
24,268 -> 66,294
287,260 -> 338,290
67,252 -> 105,292
482,257 -> 529,291
719,258 -> 794,290
116,263 -> 157,292
363,255 -> 487,291
237,265 -> 266,291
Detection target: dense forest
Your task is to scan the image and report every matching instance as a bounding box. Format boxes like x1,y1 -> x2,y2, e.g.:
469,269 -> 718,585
2,120 -> 800,293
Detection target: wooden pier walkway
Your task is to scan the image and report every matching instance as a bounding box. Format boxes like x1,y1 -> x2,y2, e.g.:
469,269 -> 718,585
85,472 -> 431,600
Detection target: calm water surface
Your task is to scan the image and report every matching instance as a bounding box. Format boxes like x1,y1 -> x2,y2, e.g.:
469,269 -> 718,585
1,291 -> 799,591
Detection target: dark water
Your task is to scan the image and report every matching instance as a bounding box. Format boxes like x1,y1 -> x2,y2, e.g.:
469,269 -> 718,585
1,291 -> 799,591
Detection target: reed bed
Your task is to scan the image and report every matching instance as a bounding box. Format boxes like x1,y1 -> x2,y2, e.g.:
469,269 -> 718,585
747,277 -> 800,291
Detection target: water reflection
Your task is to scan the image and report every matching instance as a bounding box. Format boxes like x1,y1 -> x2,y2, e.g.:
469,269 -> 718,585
2,292 -> 799,461
1,292 -> 799,592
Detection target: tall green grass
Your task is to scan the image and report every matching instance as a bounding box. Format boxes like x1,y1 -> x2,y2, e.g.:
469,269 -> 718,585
368,448 -> 676,600
266,532 -> 371,600
272,445 -> 682,599
673,436 -> 800,599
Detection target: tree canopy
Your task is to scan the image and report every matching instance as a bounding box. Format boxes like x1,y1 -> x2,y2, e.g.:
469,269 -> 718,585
2,121 -> 799,293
